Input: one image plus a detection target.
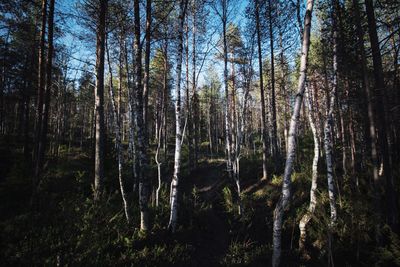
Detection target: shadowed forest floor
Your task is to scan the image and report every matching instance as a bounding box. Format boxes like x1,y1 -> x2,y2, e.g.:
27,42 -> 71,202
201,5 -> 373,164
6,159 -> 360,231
1,139 -> 400,266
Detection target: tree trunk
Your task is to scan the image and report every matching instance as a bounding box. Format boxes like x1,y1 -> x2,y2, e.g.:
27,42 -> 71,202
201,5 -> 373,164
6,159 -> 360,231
221,0 -> 233,180
354,0 -> 381,221
106,37 -> 130,223
185,20 -> 193,171
365,0 -> 398,229
94,0 -> 107,201
155,84 -> 165,207
299,84 -> 319,255
33,0 -> 47,173
168,0 -> 188,232
255,0 -> 268,180
134,0 -> 150,231
192,2 -> 199,168
122,36 -> 138,192
323,1 -> 339,225
143,0 -> 152,145
272,1 -> 314,266
267,0 -> 278,167
35,0 -> 55,180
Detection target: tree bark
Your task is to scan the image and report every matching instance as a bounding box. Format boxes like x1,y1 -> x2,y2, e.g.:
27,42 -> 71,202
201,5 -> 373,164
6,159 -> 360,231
106,37 -> 130,223
143,0 -> 152,145
353,0 -> 381,225
267,0 -> 279,167
134,0 -> 150,231
365,0 -> 398,229
255,0 -> 268,180
323,1 -> 338,225
33,0 -> 47,172
299,83 -> 319,254
272,1 -> 314,265
192,2 -> 199,168
94,0 -> 107,201
35,0 -> 55,181
168,0 -> 188,232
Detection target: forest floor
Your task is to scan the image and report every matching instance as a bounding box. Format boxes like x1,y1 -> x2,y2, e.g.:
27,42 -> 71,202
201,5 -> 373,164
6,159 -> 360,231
0,141 -> 280,266
3,140 -> 393,266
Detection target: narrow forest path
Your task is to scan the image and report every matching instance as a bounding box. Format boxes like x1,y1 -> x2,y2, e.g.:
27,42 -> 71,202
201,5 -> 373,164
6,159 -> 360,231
181,159 -> 232,266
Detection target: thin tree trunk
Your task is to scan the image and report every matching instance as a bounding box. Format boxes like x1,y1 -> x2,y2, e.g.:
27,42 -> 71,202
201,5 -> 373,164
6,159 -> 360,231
353,0 -> 380,205
94,0 -> 107,201
143,0 -> 152,145
106,37 -> 130,223
134,0 -> 150,231
255,0 -> 268,180
323,1 -> 339,225
32,0 -> 47,173
192,2 -> 199,168
365,0 -> 398,229
168,0 -> 188,232
267,0 -> 278,167
155,88 -> 165,207
272,1 -> 314,266
185,20 -> 192,170
163,43 -> 169,161
122,36 -> 138,192
299,84 -> 319,255
35,0 -> 55,181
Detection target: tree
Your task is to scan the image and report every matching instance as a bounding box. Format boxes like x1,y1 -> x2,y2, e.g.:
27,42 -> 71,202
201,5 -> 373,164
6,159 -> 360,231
168,0 -> 188,232
134,0 -> 150,231
267,0 -> 278,166
93,0 -> 107,201
272,0 -> 315,265
32,0 -> 47,187
143,0 -> 152,145
365,0 -> 398,229
35,0 -> 55,181
298,83 -> 320,255
323,0 -> 338,226
352,0 -> 381,234
105,35 -> 130,223
255,0 -> 268,180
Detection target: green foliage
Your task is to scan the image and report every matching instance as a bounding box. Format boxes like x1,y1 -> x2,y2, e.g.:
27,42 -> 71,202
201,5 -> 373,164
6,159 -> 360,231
222,186 -> 234,213
221,239 -> 270,266
373,225 -> 400,266
1,143 -> 399,266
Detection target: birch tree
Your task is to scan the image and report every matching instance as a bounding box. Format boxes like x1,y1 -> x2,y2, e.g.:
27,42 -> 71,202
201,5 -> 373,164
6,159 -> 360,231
106,37 -> 130,223
168,0 -> 188,232
298,83 -> 320,254
134,0 -> 150,231
272,0 -> 314,265
324,0 -> 338,226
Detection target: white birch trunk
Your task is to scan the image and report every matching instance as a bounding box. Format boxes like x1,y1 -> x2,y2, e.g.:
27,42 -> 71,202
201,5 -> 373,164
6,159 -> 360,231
324,3 -> 338,225
272,1 -> 314,266
222,0 -> 233,179
168,0 -> 188,232
155,90 -> 165,207
106,39 -> 130,223
298,84 -> 319,252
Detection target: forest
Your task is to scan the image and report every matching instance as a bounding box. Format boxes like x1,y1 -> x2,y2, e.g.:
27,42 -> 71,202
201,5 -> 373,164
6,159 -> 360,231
0,0 -> 399,265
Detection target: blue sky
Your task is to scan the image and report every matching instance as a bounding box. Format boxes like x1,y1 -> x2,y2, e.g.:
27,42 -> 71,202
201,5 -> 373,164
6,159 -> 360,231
55,0 -> 301,91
